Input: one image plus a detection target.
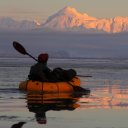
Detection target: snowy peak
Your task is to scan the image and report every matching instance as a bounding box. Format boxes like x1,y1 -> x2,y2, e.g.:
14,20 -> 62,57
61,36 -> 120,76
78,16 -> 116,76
58,6 -> 91,19
50,6 -> 96,19
58,6 -> 80,16
44,6 -> 128,33
44,6 -> 81,24
58,6 -> 76,13
44,6 -> 97,29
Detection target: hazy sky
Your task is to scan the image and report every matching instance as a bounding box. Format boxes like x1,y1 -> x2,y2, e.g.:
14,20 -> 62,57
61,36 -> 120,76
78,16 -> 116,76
0,0 -> 128,23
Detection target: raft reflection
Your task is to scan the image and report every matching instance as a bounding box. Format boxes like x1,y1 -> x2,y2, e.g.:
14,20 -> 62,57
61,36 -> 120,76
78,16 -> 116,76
26,91 -> 90,124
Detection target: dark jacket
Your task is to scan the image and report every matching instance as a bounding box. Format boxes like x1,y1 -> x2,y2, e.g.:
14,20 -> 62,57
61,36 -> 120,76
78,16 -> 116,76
29,62 -> 49,82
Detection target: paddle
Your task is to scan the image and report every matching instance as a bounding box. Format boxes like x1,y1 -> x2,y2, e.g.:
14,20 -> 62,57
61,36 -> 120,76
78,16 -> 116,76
13,41 -> 89,92
76,75 -> 92,77
13,41 -> 38,62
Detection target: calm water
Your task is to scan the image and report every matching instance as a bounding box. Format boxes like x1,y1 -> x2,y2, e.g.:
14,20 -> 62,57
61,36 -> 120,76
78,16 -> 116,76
0,57 -> 128,128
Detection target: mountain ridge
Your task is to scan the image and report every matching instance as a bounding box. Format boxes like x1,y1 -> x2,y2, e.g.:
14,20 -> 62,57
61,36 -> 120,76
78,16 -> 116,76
0,6 -> 128,33
43,6 -> 128,33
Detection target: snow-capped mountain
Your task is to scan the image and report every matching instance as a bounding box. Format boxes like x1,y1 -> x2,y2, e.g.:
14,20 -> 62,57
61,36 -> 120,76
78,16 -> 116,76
0,6 -> 128,33
43,6 -> 128,33
0,17 -> 39,29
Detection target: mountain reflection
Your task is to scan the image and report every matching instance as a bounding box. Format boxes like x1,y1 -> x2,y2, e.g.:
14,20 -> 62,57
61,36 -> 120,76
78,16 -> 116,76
81,84 -> 128,109
26,91 -> 90,124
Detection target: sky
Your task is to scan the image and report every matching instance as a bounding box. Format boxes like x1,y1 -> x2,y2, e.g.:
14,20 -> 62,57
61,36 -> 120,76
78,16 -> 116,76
0,0 -> 128,23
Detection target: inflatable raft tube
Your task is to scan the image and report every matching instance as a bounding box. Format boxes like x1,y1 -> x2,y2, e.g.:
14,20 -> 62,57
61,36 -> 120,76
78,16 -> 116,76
19,77 -> 81,92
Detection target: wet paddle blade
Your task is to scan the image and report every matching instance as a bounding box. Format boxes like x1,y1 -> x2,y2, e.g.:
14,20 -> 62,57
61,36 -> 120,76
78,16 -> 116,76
73,86 -> 90,92
13,41 -> 27,55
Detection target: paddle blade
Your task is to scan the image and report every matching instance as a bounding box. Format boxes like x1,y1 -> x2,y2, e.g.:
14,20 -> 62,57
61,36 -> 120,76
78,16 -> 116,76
73,86 -> 90,93
13,41 -> 27,55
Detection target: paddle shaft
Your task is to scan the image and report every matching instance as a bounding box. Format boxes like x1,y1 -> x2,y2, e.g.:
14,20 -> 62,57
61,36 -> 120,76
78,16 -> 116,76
76,75 -> 92,77
27,53 -> 38,62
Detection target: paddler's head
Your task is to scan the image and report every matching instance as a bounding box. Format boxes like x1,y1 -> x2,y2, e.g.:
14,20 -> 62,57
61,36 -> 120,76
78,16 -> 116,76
38,53 -> 49,64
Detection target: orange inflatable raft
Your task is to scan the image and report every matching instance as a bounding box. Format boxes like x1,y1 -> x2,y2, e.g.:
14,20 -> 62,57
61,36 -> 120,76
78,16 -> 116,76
19,77 -> 81,92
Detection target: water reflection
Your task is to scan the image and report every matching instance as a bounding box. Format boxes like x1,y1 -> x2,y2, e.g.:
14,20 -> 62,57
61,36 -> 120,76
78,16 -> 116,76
11,122 -> 26,128
81,83 -> 128,109
10,82 -> 128,127
26,91 -> 90,124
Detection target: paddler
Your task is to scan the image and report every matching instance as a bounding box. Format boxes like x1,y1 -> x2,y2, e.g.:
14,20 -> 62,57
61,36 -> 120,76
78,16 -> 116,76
28,53 -> 52,82
28,53 -> 76,82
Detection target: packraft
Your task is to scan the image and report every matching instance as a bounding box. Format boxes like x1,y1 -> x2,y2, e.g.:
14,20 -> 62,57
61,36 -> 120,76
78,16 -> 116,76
19,77 -> 81,92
